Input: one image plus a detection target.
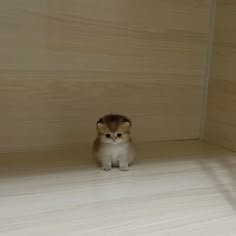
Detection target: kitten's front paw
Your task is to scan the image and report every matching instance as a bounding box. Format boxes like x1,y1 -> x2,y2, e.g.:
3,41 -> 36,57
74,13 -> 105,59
101,166 -> 112,171
119,166 -> 129,171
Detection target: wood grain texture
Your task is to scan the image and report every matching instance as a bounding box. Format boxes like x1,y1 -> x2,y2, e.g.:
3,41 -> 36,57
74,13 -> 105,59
205,0 -> 236,151
1,141 -> 236,235
0,1 -> 211,151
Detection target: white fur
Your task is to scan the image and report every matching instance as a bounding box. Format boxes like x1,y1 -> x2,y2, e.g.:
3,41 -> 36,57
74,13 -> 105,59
94,142 -> 135,171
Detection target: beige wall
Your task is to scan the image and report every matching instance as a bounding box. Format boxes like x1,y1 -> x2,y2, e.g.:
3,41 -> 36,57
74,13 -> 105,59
205,0 -> 236,151
0,1 -> 211,151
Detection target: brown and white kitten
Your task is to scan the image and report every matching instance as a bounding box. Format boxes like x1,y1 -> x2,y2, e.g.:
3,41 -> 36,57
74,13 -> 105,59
92,114 -> 135,171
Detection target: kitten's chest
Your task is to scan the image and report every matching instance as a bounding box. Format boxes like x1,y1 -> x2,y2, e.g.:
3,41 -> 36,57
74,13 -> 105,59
102,143 -> 128,158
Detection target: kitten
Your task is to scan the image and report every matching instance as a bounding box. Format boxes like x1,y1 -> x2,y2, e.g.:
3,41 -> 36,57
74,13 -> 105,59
92,114 -> 135,171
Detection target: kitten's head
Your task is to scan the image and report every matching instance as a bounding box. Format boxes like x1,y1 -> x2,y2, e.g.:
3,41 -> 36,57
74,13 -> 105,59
96,114 -> 132,144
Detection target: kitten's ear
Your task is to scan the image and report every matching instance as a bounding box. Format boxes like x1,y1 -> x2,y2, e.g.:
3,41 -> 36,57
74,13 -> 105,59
97,122 -> 104,129
123,117 -> 131,126
120,121 -> 131,130
96,118 -> 105,130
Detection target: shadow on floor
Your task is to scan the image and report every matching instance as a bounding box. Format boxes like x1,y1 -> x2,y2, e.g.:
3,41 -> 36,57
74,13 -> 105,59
199,155 -> 236,212
0,141 -> 204,178
0,145 -> 95,178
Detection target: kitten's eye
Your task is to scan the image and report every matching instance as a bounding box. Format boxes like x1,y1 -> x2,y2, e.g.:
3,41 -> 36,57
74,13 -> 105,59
105,134 -> 111,138
117,133 -> 122,137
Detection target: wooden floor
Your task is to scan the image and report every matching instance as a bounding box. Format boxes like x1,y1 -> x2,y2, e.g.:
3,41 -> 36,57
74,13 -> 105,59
1,141 -> 236,236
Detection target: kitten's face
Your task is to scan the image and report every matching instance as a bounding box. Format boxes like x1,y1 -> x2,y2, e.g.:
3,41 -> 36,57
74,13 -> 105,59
96,114 -> 131,144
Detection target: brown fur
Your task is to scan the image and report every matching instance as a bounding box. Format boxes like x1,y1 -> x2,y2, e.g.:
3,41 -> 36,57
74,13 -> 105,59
96,114 -> 131,134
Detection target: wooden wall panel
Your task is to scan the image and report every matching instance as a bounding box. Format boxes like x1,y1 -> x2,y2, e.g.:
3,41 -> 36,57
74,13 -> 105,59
0,1 -> 211,151
0,1 -> 48,72
205,0 -> 236,151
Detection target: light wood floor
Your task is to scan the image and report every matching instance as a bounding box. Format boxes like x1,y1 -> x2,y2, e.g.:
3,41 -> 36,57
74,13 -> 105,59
1,141 -> 236,236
